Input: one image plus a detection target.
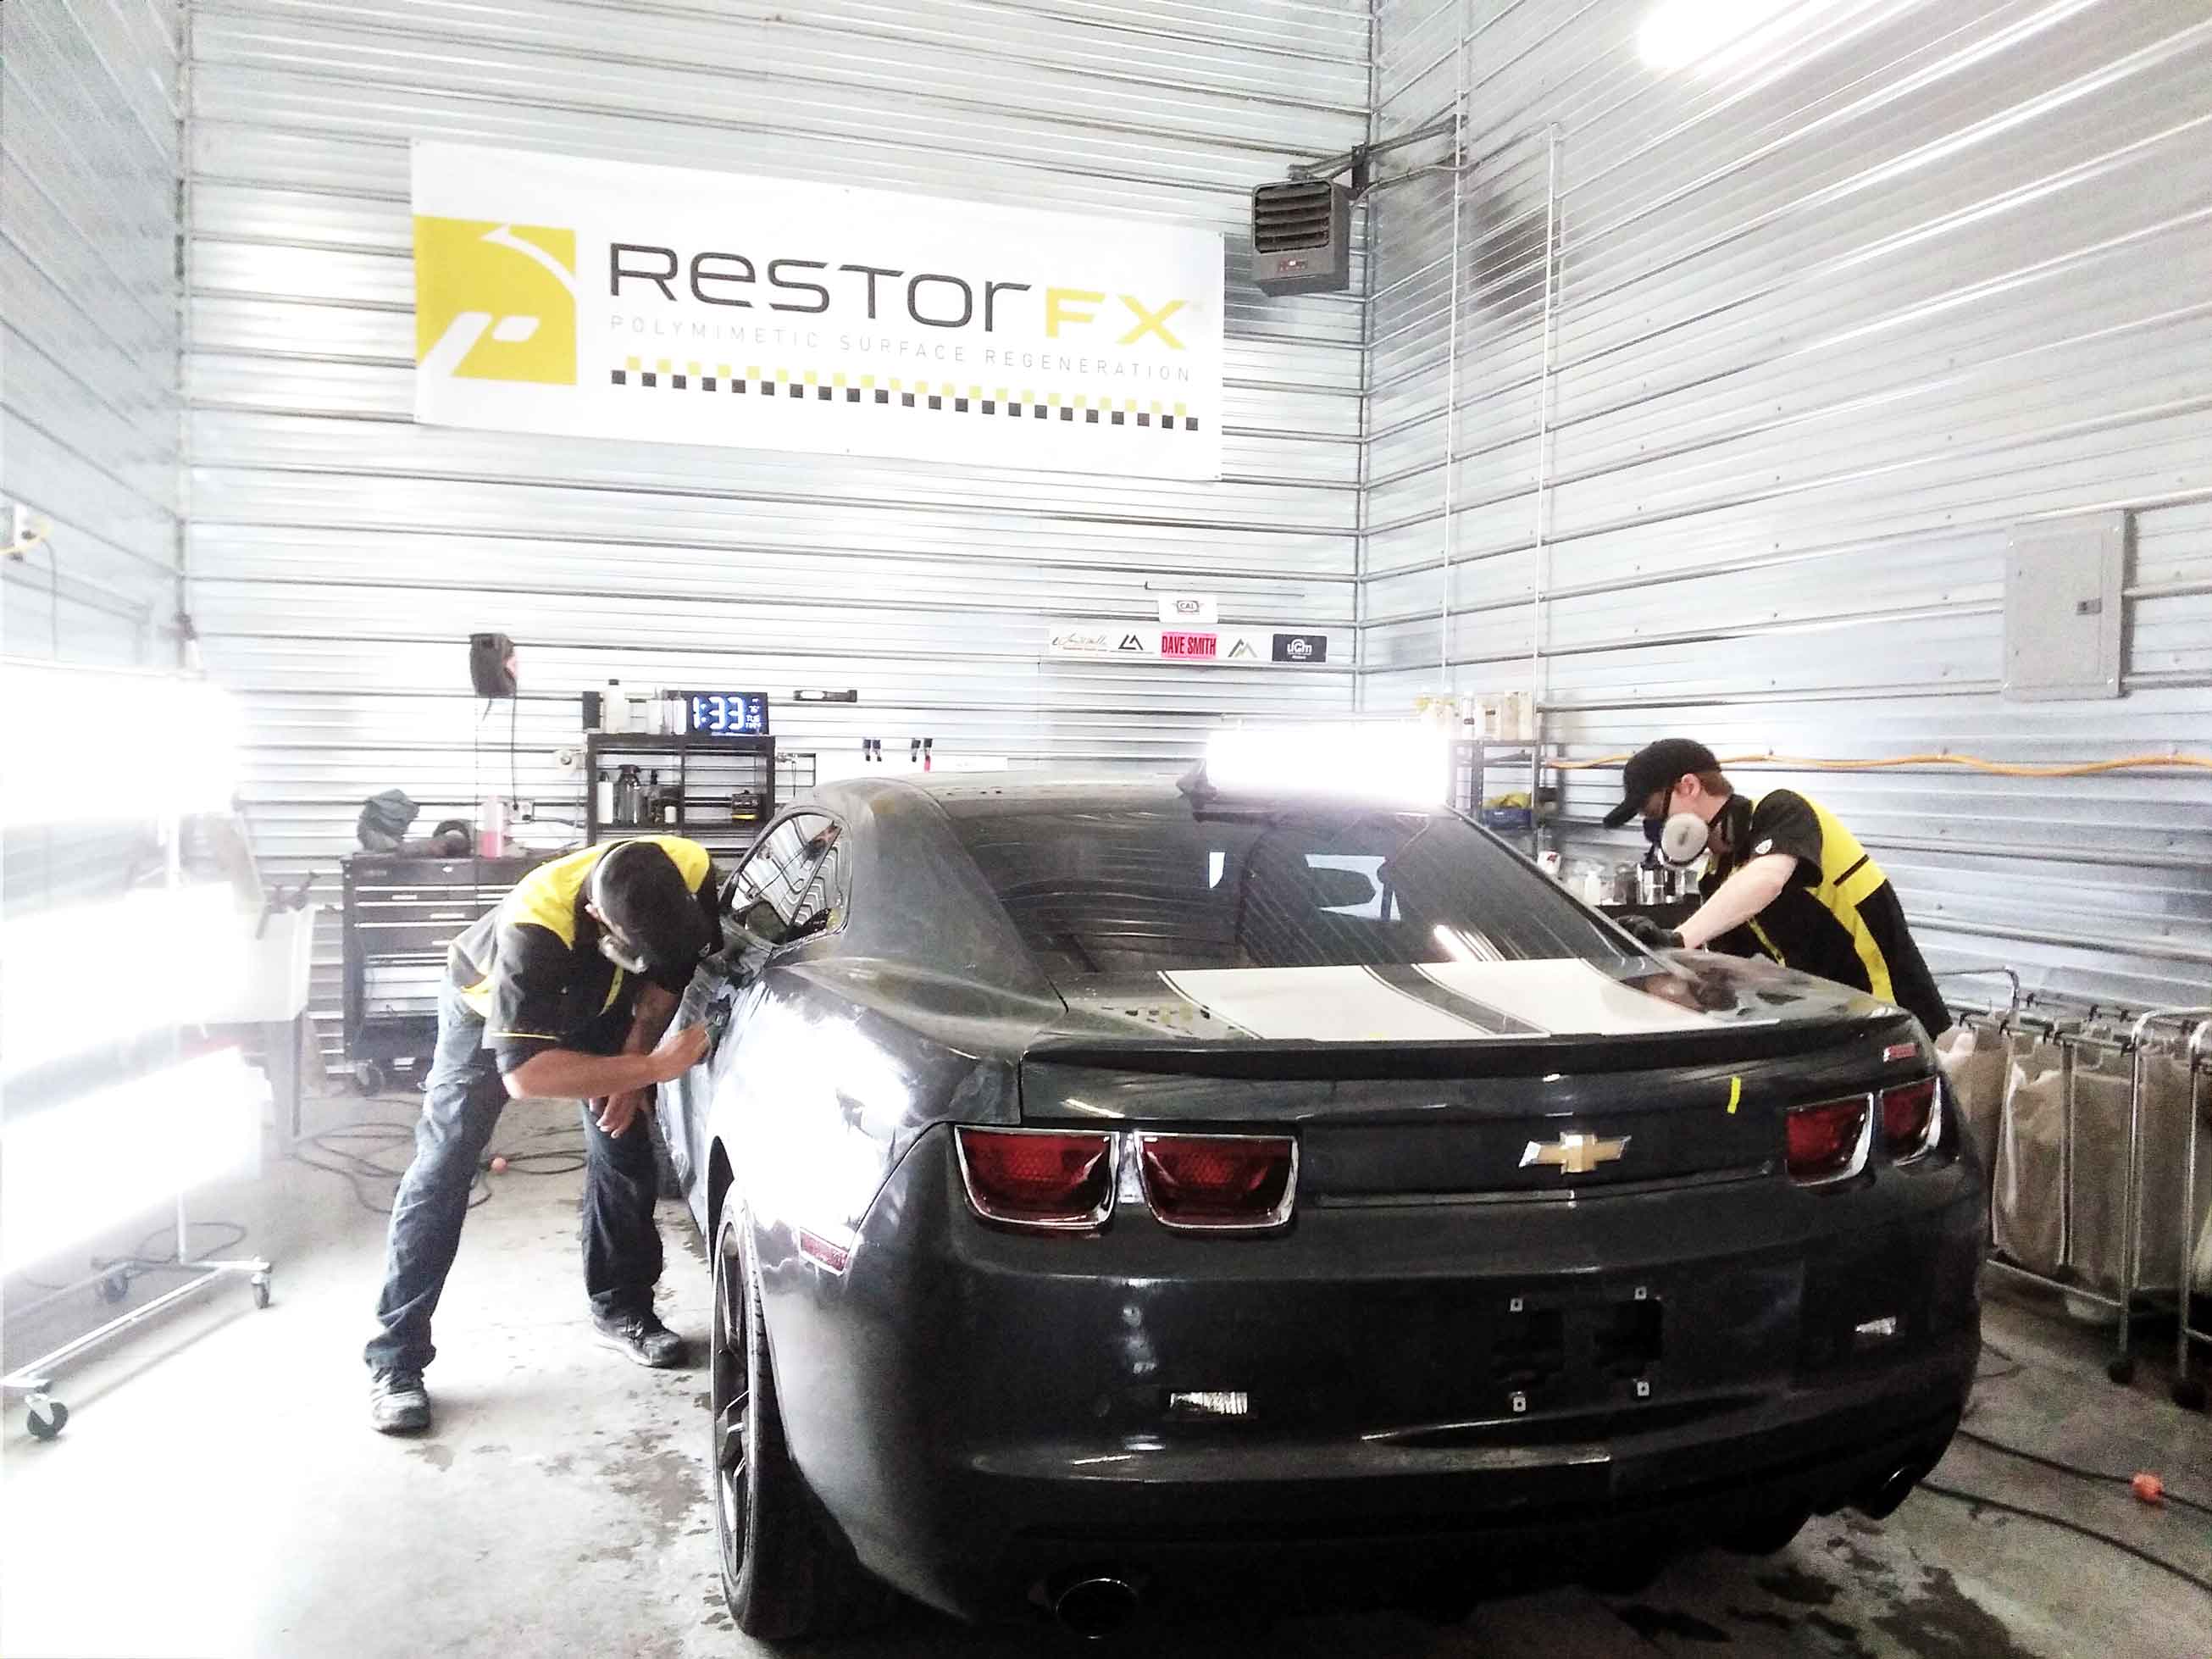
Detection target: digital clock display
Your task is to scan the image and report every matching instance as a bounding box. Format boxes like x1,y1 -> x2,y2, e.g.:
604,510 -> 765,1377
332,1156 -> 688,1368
675,691 -> 768,737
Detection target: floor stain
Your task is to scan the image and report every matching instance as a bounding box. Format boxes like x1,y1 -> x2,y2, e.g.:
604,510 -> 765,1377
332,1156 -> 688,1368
1805,1611 -> 1874,1656
407,1442 -> 455,1472
1726,1605 -> 1797,1632
1821,1530 -> 1894,1582
1616,1605 -> 1732,1643
1874,1565 -> 2039,1659
1755,1565 -> 1843,1607
597,1431 -> 711,1549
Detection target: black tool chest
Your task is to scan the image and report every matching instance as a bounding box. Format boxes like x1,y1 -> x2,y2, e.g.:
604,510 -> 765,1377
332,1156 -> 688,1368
340,852 -> 550,1093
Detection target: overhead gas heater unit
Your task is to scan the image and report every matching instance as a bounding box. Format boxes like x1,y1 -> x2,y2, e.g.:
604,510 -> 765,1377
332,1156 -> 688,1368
1251,180 -> 1352,296
1253,115 -> 1460,298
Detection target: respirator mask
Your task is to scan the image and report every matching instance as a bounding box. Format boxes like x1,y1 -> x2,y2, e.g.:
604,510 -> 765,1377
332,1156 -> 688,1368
1645,790 -> 1716,869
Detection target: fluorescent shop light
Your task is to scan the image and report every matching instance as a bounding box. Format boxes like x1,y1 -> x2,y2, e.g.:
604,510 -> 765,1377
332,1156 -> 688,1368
1,1049 -> 264,1269
0,886 -> 247,1080
0,663 -> 240,828
1638,0 -> 1849,71
1201,724 -> 1450,807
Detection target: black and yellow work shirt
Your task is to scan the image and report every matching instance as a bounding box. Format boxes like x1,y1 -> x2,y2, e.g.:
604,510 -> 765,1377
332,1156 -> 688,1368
446,836 -> 719,1075
1698,791 -> 1951,1038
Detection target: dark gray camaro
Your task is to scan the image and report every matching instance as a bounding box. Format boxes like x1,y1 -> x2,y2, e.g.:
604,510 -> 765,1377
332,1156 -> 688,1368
656,776 -> 1982,1639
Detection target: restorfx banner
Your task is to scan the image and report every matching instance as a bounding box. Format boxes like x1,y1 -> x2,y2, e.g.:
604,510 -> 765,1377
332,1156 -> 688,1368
410,141 -> 1225,480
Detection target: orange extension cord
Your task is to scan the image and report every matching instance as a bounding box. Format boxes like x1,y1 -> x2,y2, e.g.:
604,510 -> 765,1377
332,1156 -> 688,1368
1544,751 -> 2212,778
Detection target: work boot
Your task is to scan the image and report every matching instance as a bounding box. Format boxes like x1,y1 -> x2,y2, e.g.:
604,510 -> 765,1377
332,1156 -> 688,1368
369,1367 -> 432,1434
592,1308 -> 688,1369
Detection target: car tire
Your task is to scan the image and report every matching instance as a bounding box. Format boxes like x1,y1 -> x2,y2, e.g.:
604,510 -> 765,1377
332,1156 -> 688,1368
711,1207 -> 890,1640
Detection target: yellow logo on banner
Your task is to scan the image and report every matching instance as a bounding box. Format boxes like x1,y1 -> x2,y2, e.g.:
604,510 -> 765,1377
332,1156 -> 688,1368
413,217 -> 578,385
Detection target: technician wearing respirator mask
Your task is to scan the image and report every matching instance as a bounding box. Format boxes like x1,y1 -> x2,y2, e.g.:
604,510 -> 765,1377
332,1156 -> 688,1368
363,836 -> 718,1434
1601,738 -> 1950,1042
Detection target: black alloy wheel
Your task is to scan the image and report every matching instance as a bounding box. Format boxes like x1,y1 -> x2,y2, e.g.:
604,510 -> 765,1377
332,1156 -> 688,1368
708,1206 -> 891,1638
709,1210 -> 752,1597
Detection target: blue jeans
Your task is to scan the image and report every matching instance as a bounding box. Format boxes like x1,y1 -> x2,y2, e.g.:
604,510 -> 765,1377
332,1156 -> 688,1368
363,985 -> 663,1374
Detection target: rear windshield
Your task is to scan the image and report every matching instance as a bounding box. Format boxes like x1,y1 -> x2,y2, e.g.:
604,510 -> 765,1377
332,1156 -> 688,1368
945,802 -> 1631,979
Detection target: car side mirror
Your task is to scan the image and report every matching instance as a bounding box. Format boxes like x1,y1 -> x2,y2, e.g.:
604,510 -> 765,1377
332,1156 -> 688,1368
729,897 -> 789,948
727,900 -> 832,952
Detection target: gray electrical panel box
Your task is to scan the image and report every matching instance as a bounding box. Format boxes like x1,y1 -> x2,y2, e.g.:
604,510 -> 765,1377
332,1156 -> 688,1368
2002,511 -> 2126,701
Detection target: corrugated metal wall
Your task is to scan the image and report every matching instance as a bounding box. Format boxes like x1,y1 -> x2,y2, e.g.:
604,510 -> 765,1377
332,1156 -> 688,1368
1363,0 -> 2212,1009
181,0 -> 1371,1056
2,0 -> 182,666
3,0 -> 183,918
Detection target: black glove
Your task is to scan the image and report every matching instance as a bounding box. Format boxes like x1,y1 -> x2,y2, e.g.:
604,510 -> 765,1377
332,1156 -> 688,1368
1618,913 -> 1683,950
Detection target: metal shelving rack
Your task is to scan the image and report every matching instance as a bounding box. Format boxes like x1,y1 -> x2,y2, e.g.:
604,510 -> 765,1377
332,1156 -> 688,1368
1449,735 -> 1548,857
584,732 -> 779,857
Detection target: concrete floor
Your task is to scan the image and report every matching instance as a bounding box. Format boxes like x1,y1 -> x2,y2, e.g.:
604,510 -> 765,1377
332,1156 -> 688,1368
4,1094 -> 2209,1658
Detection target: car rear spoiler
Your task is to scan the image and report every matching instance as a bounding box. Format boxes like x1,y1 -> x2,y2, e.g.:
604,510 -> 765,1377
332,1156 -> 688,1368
1023,1017 -> 1910,1080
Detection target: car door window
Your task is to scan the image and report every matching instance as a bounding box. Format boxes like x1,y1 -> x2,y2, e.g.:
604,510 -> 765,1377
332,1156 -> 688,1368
790,833 -> 847,942
726,813 -> 833,946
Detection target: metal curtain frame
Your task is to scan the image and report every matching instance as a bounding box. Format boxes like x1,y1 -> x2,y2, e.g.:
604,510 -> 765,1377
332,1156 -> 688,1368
1,802 -> 274,1440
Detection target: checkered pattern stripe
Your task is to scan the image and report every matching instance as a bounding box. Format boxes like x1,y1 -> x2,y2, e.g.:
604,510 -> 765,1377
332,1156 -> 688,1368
607,360 -> 1202,431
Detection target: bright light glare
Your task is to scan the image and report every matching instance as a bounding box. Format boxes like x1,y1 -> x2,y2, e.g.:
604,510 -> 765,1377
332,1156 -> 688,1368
0,665 -> 240,828
1638,0 -> 1848,71
1,886 -> 247,1079
1433,924 -> 1505,963
1203,724 -> 1450,807
1,1049 -> 263,1268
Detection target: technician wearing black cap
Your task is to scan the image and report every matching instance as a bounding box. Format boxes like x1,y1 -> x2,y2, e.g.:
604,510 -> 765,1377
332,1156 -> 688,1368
1603,739 -> 1950,1042
365,835 -> 718,1434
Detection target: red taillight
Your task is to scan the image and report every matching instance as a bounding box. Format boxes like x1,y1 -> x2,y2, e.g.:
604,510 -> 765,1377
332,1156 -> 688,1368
1881,1077 -> 1940,1162
1786,1095 -> 1871,1185
1137,1134 -> 1297,1231
955,1127 -> 1116,1230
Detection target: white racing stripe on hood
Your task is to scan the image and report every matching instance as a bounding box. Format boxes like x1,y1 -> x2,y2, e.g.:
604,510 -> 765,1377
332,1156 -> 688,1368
1158,967 -> 1501,1043
1413,960 -> 1718,1035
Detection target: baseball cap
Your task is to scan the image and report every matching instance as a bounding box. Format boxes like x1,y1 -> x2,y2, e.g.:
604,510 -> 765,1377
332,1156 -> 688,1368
1601,738 -> 1721,828
590,841 -> 715,974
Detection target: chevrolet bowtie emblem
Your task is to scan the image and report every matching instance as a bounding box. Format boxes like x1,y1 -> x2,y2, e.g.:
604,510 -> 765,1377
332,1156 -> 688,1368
1520,1131 -> 1631,1175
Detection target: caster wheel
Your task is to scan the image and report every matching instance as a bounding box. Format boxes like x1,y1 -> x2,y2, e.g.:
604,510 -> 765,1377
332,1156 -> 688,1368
25,1397 -> 68,1440
2107,1357 -> 2137,1386
252,1274 -> 272,1311
95,1270 -> 130,1305
353,1061 -> 385,1096
2172,1376 -> 2208,1412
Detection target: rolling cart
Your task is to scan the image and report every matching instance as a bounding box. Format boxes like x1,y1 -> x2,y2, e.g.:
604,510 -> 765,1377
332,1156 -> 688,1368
1940,975 -> 2212,1407
3,1191 -> 273,1440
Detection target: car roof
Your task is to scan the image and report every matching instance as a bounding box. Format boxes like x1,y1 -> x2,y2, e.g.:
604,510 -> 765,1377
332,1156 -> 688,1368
806,773 -> 1195,818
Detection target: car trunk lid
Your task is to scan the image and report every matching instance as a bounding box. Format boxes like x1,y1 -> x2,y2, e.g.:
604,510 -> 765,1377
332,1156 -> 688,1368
1021,957 -> 1918,1197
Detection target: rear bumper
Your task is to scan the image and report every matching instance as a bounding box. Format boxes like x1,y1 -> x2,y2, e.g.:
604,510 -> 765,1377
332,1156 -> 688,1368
756,1128 -> 1982,1619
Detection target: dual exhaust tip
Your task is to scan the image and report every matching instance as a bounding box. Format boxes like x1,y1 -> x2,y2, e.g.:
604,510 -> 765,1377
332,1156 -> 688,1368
1854,1454 -> 1938,1521
1050,1573 -> 1141,1640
